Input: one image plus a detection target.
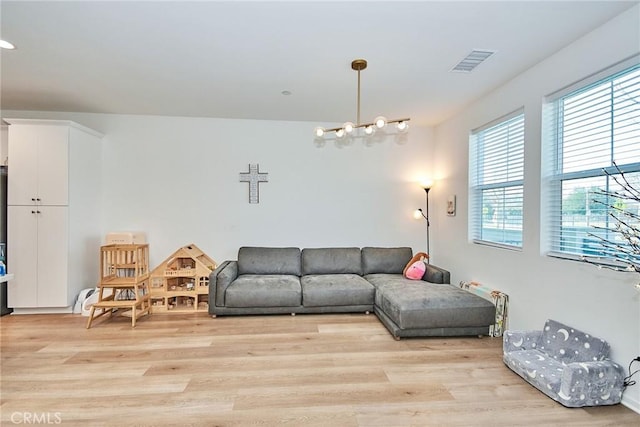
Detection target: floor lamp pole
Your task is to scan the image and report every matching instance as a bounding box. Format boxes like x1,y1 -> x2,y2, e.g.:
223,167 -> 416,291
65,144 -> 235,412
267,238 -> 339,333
424,187 -> 431,262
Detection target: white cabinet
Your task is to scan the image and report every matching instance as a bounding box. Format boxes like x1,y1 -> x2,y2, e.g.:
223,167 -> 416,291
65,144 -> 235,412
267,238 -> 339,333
5,119 -> 103,312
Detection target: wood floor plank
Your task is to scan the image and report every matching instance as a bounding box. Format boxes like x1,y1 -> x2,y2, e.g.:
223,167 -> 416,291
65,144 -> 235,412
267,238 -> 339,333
145,352 -> 339,374
37,335 -> 215,353
352,399 -> 626,427
232,382 -> 454,411
3,375 -> 190,399
0,390 -> 235,426
184,365 -> 389,391
1,361 -> 149,381
1,312 -> 638,426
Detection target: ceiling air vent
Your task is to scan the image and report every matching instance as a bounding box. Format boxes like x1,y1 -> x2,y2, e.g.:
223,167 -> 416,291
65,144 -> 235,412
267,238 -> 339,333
451,49 -> 496,73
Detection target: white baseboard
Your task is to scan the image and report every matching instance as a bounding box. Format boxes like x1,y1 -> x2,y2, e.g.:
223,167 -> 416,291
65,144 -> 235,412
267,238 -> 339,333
10,307 -> 73,315
622,393 -> 640,415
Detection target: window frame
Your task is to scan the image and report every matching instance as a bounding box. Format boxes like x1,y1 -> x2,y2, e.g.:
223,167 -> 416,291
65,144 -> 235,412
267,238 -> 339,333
542,56 -> 640,263
469,108 -> 525,250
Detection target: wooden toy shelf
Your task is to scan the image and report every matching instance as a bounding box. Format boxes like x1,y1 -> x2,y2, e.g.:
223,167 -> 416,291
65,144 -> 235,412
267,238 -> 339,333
149,244 -> 216,313
86,244 -> 151,328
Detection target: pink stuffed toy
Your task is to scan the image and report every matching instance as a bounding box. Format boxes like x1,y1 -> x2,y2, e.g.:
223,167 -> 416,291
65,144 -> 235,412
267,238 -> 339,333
403,252 -> 429,280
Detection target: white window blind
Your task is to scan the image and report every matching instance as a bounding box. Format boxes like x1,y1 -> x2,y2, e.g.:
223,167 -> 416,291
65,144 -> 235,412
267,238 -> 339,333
469,110 -> 525,249
543,62 -> 640,262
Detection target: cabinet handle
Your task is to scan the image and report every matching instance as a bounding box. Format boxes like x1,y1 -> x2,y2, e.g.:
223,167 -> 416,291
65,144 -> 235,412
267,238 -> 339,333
31,210 -> 36,214
31,198 -> 36,201
36,198 -> 41,202
36,210 -> 41,214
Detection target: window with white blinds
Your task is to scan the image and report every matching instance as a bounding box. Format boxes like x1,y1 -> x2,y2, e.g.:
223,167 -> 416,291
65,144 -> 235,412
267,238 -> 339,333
469,110 -> 525,249
543,61 -> 640,262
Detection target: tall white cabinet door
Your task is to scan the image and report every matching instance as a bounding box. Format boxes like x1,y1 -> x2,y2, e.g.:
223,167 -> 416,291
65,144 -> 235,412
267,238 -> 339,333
36,206 -> 69,306
7,206 -> 38,307
7,124 -> 69,206
7,126 -> 38,206
36,126 -> 69,206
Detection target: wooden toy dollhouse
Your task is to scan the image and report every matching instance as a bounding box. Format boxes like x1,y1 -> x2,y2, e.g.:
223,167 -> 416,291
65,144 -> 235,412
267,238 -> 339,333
149,244 -> 216,313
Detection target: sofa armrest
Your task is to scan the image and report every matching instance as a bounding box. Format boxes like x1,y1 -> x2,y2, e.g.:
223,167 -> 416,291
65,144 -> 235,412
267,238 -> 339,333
503,330 -> 542,353
209,260 -> 238,308
423,264 -> 450,284
560,360 -> 625,403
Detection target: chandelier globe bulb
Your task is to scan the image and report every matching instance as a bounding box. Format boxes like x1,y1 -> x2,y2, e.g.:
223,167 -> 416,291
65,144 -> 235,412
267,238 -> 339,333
343,122 -> 355,134
374,116 -> 387,129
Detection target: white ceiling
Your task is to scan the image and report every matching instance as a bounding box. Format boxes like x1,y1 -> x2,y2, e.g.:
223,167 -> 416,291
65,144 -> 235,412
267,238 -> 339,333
1,1 -> 637,127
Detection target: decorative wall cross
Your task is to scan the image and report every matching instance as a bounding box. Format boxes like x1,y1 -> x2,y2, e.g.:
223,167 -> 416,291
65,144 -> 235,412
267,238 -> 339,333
239,163 -> 269,204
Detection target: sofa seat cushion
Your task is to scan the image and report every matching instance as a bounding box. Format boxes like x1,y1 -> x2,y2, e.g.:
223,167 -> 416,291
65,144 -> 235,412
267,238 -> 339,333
367,274 -> 495,330
365,273 -> 419,290
301,274 -> 374,307
504,349 -> 564,397
224,275 -> 301,307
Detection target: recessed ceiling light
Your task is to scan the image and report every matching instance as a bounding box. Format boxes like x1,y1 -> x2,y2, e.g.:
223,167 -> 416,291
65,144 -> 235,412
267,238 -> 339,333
281,90 -> 292,96
0,40 -> 16,50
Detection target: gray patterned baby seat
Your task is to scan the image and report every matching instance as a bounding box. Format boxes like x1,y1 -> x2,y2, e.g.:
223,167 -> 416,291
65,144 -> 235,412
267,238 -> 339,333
503,319 -> 625,407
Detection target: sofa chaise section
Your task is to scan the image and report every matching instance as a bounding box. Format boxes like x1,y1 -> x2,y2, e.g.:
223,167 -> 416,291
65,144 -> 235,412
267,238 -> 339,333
361,247 -> 496,338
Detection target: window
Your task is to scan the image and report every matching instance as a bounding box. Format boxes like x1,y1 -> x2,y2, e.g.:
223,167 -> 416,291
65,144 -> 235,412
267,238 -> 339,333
544,61 -> 640,263
469,110 -> 525,249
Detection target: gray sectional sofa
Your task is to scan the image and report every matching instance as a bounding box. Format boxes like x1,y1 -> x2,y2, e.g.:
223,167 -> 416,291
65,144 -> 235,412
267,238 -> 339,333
209,246 -> 496,339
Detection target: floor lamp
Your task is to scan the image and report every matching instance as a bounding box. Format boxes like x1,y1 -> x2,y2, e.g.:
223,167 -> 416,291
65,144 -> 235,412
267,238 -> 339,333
413,180 -> 433,262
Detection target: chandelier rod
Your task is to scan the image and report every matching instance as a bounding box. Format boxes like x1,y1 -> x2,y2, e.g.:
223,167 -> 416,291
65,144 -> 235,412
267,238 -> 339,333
356,64 -> 361,126
352,59 -> 368,126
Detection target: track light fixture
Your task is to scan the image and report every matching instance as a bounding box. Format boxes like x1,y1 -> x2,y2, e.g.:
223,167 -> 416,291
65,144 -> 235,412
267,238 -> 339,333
313,59 -> 410,140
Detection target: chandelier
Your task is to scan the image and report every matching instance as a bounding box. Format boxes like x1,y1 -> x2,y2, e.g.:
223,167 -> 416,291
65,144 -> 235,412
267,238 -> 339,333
313,59 -> 410,140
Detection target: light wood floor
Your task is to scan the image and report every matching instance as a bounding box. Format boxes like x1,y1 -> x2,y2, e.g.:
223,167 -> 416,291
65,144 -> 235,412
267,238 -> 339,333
1,312 -> 638,426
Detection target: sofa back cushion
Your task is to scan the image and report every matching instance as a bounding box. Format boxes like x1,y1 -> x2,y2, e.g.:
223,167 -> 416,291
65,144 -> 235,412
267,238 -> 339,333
538,319 -> 610,363
301,247 -> 362,275
237,247 -> 302,276
361,247 -> 413,275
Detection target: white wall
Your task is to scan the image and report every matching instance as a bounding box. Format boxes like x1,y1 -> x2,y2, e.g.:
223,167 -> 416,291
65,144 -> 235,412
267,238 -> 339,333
100,115 -> 435,265
0,110 -> 434,268
432,6 -> 640,412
